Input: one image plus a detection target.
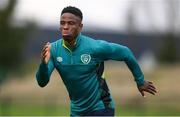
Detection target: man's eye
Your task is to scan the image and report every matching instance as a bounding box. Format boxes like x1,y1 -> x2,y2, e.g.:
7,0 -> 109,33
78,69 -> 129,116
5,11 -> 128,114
69,21 -> 75,25
60,21 -> 65,25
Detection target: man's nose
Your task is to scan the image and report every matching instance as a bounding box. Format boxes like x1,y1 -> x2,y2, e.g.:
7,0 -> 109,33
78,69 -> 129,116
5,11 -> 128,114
63,24 -> 69,30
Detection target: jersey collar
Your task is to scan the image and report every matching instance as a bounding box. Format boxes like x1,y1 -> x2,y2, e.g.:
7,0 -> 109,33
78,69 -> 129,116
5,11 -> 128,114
62,33 -> 81,52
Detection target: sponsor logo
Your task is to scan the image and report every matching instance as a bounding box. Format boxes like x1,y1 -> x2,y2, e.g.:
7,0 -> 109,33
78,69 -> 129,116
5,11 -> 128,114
57,57 -> 63,62
81,54 -> 91,64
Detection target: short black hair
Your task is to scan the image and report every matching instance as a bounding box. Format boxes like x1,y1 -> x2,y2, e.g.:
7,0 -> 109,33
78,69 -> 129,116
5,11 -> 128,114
61,6 -> 83,20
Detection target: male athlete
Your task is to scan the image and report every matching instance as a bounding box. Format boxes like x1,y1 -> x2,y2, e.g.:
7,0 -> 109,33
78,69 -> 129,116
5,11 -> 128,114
36,6 -> 157,116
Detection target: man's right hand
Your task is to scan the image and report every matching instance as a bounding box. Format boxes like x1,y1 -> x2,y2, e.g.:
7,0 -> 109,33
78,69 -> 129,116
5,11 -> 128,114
41,42 -> 51,64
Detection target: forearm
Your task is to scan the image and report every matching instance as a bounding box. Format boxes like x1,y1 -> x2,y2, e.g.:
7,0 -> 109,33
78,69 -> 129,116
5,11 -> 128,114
124,50 -> 144,86
36,63 -> 51,87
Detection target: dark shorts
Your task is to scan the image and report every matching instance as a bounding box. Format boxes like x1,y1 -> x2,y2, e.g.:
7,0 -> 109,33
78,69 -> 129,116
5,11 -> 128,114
85,108 -> 114,116
70,108 -> 115,116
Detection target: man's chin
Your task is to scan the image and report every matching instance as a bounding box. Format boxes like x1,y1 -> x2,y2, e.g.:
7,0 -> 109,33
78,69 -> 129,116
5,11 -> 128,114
62,35 -> 72,40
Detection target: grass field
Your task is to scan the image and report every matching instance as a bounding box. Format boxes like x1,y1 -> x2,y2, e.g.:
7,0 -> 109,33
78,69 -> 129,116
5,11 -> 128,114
0,62 -> 180,116
0,104 -> 179,116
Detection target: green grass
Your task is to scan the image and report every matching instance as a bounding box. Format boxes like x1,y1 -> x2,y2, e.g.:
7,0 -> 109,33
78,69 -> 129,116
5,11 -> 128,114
116,105 -> 180,116
0,104 -> 179,116
0,104 -> 69,116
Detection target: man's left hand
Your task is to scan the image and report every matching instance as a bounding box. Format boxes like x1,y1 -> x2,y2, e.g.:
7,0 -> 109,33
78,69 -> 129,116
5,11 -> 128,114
138,80 -> 157,97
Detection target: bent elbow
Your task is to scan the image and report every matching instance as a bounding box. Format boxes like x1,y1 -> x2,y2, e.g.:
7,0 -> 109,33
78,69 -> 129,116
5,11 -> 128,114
37,82 -> 47,88
36,75 -> 49,88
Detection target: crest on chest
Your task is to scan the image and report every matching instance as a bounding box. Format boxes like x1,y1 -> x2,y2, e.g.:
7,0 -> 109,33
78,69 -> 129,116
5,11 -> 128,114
81,54 -> 91,64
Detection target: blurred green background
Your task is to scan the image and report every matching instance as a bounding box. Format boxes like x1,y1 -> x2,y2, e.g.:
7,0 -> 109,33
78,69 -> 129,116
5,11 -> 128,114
0,0 -> 180,116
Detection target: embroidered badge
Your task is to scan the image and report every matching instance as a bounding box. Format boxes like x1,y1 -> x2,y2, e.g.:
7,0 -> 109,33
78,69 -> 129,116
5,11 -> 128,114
81,54 -> 91,64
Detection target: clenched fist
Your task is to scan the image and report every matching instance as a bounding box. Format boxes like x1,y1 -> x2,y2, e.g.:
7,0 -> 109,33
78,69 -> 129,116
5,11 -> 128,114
41,42 -> 51,64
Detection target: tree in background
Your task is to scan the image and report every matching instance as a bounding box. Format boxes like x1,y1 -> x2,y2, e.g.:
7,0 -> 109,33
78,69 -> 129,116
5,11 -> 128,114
0,0 -> 29,83
125,0 -> 179,63
158,0 -> 179,63
159,33 -> 178,63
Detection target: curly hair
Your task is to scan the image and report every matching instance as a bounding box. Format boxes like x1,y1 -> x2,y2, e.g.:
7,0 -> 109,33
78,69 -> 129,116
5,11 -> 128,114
61,6 -> 83,20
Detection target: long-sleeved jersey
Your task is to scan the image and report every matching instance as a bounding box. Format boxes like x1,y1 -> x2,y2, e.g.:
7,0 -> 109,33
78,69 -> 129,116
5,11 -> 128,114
36,33 -> 144,116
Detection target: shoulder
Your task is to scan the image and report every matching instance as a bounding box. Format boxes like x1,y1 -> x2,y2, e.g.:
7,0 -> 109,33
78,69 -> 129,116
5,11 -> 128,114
50,39 -> 63,49
50,39 -> 62,54
51,39 -> 62,47
80,34 -> 109,46
80,35 -> 96,43
80,35 -> 113,54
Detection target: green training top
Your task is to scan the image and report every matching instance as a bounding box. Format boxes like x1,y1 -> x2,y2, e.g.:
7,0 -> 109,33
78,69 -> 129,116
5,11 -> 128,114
36,33 -> 144,116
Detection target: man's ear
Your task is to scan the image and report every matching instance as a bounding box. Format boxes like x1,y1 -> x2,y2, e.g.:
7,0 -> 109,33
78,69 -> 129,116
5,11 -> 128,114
79,23 -> 83,31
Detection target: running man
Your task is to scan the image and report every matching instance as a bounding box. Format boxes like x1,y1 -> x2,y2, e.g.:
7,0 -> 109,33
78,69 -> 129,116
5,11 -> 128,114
36,6 -> 157,116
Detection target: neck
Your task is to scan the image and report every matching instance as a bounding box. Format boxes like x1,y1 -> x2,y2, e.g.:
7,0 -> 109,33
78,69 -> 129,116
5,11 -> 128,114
64,39 -> 76,49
